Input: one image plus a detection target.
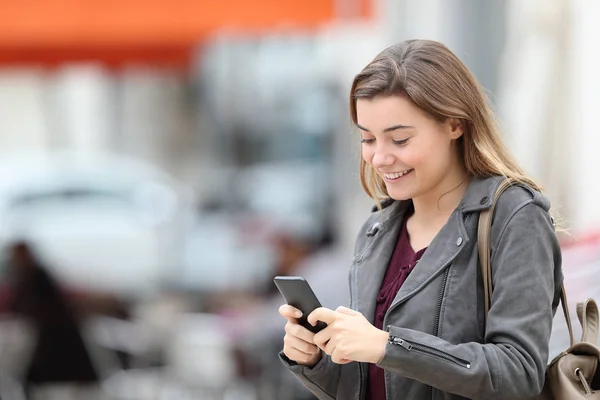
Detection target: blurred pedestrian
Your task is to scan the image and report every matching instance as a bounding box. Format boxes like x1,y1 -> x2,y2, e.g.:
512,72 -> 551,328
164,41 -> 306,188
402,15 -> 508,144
5,240 -> 99,397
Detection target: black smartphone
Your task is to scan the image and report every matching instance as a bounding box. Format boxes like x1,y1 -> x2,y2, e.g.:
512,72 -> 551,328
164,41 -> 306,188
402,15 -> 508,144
274,276 -> 327,333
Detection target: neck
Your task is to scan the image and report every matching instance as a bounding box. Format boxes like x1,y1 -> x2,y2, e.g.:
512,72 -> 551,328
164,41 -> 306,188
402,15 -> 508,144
411,169 -> 470,226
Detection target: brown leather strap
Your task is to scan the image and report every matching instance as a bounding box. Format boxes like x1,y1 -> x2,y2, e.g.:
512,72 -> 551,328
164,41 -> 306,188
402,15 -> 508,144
478,178 -> 515,316
576,298 -> 599,345
478,178 -> 575,347
560,284 -> 574,346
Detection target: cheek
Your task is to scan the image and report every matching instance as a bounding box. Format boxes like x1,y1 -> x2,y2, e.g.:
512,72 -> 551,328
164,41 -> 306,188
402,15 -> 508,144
400,145 -> 429,168
403,151 -> 426,167
408,138 -> 450,169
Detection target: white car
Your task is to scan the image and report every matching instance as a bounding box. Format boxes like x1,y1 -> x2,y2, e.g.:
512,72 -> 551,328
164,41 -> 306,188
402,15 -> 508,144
0,150 -> 196,298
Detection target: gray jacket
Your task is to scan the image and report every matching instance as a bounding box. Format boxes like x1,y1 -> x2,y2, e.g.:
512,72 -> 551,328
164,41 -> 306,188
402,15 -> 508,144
280,176 -> 563,400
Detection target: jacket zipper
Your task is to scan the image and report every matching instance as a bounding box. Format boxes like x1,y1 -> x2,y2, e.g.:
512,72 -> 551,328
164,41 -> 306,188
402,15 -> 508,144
429,268 -> 449,400
433,268 -> 448,340
388,336 -> 471,369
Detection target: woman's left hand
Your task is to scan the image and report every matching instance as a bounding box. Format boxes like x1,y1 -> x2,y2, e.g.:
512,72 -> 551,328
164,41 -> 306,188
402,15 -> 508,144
308,306 -> 389,364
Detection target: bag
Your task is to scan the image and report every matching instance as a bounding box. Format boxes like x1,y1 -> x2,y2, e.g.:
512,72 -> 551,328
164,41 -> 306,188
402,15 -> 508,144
478,178 -> 600,399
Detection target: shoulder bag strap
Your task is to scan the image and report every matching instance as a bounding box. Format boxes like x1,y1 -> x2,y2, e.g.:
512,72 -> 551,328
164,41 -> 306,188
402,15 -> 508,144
576,298 -> 599,345
477,178 -> 575,346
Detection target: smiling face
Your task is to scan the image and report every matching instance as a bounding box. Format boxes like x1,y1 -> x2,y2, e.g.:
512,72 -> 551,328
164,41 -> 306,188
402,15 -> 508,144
357,95 -> 464,202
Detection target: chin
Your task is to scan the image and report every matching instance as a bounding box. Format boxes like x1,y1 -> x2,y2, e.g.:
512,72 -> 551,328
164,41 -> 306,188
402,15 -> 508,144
386,188 -> 414,201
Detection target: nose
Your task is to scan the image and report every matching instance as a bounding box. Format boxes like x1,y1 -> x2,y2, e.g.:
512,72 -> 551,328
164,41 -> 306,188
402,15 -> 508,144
371,144 -> 395,169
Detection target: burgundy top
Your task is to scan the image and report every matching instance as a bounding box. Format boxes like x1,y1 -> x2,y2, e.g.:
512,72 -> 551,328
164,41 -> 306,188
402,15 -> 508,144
367,212 -> 427,400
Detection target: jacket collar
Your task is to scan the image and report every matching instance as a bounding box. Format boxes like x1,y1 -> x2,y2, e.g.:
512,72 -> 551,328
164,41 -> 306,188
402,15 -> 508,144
372,176 -> 507,215
459,176 -> 507,213
354,176 -> 507,322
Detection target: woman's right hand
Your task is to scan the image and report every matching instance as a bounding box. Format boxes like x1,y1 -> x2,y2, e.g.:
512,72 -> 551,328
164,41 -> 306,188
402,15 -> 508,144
279,304 -> 322,367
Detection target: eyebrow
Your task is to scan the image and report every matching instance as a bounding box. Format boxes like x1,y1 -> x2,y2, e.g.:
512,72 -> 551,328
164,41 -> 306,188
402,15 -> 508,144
356,123 -> 415,133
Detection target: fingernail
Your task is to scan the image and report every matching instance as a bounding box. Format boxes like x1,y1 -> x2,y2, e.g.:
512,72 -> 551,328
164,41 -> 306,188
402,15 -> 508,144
295,311 -> 302,318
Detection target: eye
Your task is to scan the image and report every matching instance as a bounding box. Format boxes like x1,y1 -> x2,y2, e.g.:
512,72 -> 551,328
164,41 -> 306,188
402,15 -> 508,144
360,138 -> 375,144
393,138 -> 409,146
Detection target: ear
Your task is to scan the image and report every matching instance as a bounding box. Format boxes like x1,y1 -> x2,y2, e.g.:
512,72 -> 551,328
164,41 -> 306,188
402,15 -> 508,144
447,118 -> 464,140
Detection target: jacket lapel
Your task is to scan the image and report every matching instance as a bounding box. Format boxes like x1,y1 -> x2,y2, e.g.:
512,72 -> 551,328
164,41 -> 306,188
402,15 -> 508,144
354,201 -> 409,324
389,208 -> 470,309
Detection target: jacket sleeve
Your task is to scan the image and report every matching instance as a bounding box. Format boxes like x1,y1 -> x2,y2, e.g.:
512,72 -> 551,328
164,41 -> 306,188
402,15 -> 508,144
278,351 -> 342,400
376,202 -> 560,400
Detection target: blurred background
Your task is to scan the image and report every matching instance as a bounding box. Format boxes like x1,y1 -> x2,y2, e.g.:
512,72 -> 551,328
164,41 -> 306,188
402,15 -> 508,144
0,0 -> 598,399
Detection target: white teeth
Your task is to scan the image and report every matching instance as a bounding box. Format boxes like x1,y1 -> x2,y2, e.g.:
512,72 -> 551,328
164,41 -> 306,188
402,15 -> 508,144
384,169 -> 412,179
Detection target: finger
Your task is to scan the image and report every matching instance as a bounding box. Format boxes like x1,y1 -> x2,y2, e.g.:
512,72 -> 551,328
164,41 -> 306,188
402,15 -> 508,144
284,333 -> 319,355
335,306 -> 358,316
331,347 -> 346,364
285,321 -> 315,343
315,339 -> 330,352
308,307 -> 336,326
279,304 -> 303,321
324,338 -> 337,356
313,328 -> 333,349
283,347 -> 318,365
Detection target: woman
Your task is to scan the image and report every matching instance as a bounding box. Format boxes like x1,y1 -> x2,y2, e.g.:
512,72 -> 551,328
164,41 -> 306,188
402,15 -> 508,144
278,39 -> 562,400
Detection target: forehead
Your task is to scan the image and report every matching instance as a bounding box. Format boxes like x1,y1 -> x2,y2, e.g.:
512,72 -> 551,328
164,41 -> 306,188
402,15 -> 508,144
356,96 -> 428,128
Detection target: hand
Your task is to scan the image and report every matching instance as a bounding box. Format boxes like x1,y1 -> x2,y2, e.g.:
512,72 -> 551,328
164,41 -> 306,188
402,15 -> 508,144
308,306 -> 389,364
279,304 -> 322,367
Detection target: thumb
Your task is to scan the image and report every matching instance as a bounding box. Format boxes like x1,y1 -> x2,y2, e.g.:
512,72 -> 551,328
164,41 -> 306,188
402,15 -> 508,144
336,306 -> 358,316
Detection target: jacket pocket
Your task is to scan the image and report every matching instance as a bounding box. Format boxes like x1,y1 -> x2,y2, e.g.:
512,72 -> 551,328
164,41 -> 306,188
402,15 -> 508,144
388,336 -> 472,369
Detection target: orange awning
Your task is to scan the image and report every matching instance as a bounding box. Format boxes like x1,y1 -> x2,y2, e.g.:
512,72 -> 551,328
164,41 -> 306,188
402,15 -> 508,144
0,0 -> 372,67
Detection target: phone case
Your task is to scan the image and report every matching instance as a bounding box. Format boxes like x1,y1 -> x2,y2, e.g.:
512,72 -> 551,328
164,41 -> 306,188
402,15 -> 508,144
274,276 -> 327,333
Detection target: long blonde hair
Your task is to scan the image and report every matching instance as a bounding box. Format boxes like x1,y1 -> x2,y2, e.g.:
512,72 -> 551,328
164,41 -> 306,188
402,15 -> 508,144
350,39 -> 540,203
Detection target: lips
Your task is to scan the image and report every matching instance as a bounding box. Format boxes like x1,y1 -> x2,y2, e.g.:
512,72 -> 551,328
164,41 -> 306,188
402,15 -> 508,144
383,169 -> 414,180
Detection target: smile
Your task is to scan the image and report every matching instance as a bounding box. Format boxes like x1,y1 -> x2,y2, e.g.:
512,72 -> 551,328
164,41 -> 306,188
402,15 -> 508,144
383,169 -> 414,181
